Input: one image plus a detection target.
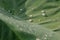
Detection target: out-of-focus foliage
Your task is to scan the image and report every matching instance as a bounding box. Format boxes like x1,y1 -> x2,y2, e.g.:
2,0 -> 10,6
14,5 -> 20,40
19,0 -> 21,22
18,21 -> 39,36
0,0 -> 60,40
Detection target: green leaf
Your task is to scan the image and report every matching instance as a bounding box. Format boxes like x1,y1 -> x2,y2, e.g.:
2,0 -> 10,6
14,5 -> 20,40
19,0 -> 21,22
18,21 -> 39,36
0,10 -> 60,40
0,0 -> 28,20
25,0 -> 60,30
0,0 -> 60,30
0,0 -> 60,40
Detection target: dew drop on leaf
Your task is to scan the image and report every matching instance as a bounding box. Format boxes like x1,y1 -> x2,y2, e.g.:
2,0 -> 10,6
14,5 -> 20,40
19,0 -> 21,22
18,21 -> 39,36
42,13 -> 46,16
36,38 -> 40,40
20,9 -> 23,11
29,15 -> 33,18
41,10 -> 45,13
29,19 -> 33,22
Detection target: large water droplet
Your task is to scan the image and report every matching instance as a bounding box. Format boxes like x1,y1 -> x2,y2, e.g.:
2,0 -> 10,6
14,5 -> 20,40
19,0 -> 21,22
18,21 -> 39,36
29,19 -> 33,22
42,13 -> 46,16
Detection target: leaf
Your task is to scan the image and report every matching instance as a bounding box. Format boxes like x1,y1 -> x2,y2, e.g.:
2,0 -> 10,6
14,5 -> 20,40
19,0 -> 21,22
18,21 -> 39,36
0,10 -> 60,40
0,0 -> 60,30
0,0 -> 28,20
0,0 -> 60,40
25,0 -> 60,30
0,20 -> 20,40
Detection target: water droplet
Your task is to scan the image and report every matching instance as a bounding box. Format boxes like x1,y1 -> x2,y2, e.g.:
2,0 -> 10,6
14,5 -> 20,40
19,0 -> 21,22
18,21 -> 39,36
42,13 -> 46,16
44,37 -> 47,40
29,19 -> 33,22
41,10 -> 45,13
36,38 -> 40,40
29,15 -> 33,17
20,9 -> 23,11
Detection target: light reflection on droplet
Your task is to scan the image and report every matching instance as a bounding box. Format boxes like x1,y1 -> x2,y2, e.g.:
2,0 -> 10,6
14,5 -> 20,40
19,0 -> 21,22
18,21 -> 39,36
42,13 -> 46,16
29,15 -> 33,17
44,37 -> 47,40
36,38 -> 40,40
41,10 -> 45,13
29,19 -> 33,22
20,9 -> 23,11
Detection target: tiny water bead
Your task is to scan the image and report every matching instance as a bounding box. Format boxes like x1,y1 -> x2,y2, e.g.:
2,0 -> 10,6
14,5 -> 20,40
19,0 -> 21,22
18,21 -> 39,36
43,32 -> 53,40
42,34 -> 47,40
36,38 -> 40,40
29,19 -> 33,22
41,10 -> 45,13
41,13 -> 46,16
41,10 -> 48,17
44,37 -> 47,40
29,15 -> 33,18
20,9 -> 23,11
